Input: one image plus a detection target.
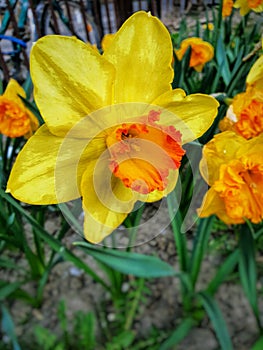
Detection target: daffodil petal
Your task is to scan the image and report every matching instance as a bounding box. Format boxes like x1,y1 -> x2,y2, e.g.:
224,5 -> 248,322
30,35 -> 115,136
200,131 -> 244,186
198,187 -> 244,225
233,0 -> 250,15
246,55 -> 263,88
153,91 -> 219,143
3,78 -> 26,108
7,125 -> 106,204
103,11 -> 173,104
138,169 -> 179,203
197,187 -> 233,223
81,155 -> 138,243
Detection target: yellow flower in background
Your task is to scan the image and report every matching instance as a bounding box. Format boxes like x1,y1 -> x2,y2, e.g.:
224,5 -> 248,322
101,33 -> 116,51
198,131 -> 263,225
246,41 -> 263,90
222,0 -> 234,17
220,86 -> 263,139
220,46 -> 263,139
175,37 -> 214,72
0,79 -> 39,138
202,23 -> 214,31
7,11 -> 219,243
234,0 -> 263,15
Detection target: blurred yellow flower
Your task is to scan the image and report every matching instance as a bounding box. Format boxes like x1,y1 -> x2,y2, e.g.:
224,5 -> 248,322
7,12 -> 219,243
198,131 -> 263,225
220,48 -> 263,139
175,37 -> 214,72
246,42 -> 263,89
222,0 -> 234,17
101,33 -> 116,51
0,79 -> 39,138
202,23 -> 214,31
234,0 -> 263,15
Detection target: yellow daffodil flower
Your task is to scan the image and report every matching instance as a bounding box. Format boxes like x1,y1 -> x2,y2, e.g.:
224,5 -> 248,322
175,37 -> 214,72
222,0 -> 234,17
234,0 -> 263,15
220,45 -> 263,139
7,11 -> 219,243
0,79 -> 39,138
198,131 -> 263,224
202,23 -> 214,31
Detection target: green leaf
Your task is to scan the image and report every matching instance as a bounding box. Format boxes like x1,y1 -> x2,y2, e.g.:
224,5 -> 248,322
238,224 -> 260,327
106,330 -> 135,349
216,35 -> 231,86
74,241 -> 176,278
73,311 -> 96,349
167,190 -> 189,273
1,305 -> 21,350
0,281 -> 24,301
18,95 -> 43,125
159,318 -> 195,350
199,291 -> 233,350
206,249 -> 239,295
251,336 -> 263,350
0,257 -> 24,270
33,326 -> 58,350
190,217 -> 214,288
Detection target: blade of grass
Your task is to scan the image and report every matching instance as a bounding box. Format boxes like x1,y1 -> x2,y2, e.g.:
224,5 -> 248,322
238,223 -> 261,330
199,291 -> 233,350
75,241 -> 177,278
159,318 -> 195,350
190,217 -> 214,288
1,305 -> 21,350
206,249 -> 239,295
167,189 -> 189,272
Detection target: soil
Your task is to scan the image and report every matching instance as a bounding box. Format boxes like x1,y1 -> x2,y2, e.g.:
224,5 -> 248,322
2,204 -> 262,350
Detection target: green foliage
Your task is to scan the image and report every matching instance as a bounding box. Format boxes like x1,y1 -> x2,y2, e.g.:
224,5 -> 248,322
75,241 -> 176,278
27,301 -> 96,350
0,305 -> 21,350
198,292 -> 233,350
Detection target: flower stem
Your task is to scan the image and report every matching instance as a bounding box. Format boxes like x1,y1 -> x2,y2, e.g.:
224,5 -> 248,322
124,277 -> 144,331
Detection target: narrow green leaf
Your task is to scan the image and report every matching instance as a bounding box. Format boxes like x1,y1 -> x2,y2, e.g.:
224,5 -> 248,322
206,249 -> 239,295
18,95 -> 43,125
251,336 -> 263,350
190,217 -> 214,288
199,291 -> 233,350
1,305 -> 21,350
159,318 -> 195,350
238,224 -> 260,327
216,35 -> 231,86
0,257 -> 24,270
0,281 -> 23,300
167,190 -> 189,272
74,241 -> 176,278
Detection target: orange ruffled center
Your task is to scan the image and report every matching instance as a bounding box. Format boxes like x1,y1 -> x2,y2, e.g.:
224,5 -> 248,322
248,0 -> 262,8
214,154 -> 263,224
234,99 -> 263,139
0,97 -> 31,138
106,110 -> 185,195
